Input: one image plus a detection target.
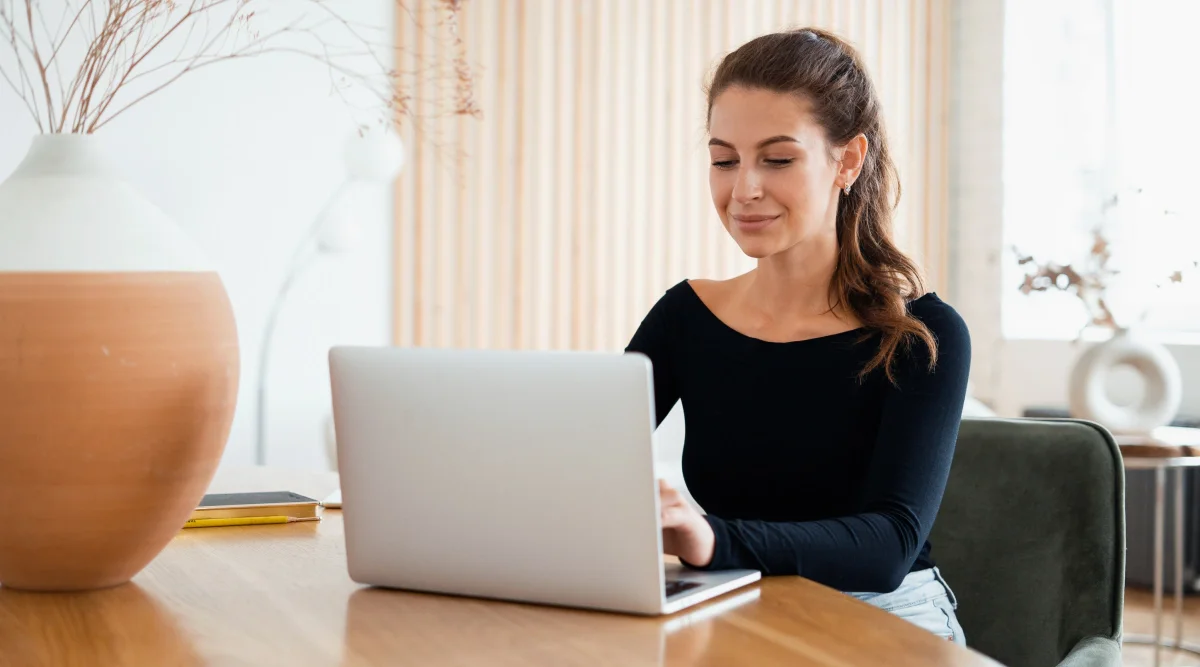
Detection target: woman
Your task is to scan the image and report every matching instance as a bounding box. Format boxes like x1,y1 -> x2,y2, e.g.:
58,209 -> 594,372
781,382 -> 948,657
627,28 -> 971,644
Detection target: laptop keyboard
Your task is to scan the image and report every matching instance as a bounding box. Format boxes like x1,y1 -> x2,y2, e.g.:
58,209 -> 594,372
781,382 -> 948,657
665,579 -> 702,597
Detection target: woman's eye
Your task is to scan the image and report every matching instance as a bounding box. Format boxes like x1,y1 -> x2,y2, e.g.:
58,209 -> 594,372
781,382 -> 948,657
711,159 -> 737,170
764,158 -> 794,167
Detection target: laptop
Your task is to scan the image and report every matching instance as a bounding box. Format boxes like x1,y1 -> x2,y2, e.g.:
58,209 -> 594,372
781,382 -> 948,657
327,346 -> 761,615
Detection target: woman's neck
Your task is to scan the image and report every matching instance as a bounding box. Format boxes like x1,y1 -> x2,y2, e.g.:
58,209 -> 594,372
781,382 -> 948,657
745,232 -> 841,319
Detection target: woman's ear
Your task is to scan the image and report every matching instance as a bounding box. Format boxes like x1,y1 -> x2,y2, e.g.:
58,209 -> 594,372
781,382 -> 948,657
837,133 -> 868,190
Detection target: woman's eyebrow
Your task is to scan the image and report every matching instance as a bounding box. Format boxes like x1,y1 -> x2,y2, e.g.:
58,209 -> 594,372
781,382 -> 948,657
707,135 -> 801,149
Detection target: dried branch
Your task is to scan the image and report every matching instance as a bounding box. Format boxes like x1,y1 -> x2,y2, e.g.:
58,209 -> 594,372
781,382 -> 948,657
33,0 -> 67,104
24,0 -> 56,128
0,0 -> 479,135
88,0 -> 252,131
1015,226 -> 1194,334
0,15 -> 38,127
438,0 -> 476,118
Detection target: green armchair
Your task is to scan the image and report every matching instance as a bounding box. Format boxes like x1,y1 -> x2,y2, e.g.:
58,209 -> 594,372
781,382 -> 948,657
929,418 -> 1125,667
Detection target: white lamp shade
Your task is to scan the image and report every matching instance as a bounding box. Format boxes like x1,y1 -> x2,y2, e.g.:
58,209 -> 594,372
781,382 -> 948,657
343,129 -> 404,183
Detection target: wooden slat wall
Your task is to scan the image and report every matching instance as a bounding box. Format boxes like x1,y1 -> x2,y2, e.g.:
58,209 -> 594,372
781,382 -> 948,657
393,0 -> 952,350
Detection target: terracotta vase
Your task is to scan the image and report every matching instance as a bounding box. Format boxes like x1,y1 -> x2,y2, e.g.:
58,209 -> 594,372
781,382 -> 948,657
0,134 -> 239,591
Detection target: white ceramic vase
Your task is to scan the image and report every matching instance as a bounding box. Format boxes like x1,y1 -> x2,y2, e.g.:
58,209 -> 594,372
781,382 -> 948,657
1067,328 -> 1182,435
0,134 -> 240,590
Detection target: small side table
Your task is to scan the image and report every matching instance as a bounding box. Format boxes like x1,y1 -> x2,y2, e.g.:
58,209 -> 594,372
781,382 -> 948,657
1118,426 -> 1200,666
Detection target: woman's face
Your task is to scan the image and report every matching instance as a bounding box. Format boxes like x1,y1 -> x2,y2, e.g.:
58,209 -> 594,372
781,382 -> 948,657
707,86 -> 851,260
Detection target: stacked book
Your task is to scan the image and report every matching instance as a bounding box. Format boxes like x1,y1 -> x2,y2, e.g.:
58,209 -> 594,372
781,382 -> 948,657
185,491 -> 322,528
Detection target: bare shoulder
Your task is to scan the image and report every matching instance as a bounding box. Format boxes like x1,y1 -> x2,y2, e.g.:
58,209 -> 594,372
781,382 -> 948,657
686,275 -> 747,310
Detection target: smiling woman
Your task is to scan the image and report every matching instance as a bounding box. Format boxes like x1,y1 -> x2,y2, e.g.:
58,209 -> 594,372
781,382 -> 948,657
386,1 -> 953,354
702,31 -> 936,381
627,28 -> 972,645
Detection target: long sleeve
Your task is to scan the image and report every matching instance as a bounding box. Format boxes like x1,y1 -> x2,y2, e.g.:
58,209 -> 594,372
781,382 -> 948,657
625,293 -> 681,427
690,305 -> 972,592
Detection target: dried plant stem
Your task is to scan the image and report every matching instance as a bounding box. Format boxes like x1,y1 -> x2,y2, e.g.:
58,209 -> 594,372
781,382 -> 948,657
1015,225 -> 1193,334
0,0 -> 478,135
87,1 -> 251,132
93,27 -> 312,132
24,0 -> 56,128
1,2 -> 45,130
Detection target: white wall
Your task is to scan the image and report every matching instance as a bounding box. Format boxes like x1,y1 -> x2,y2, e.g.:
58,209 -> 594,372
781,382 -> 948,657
0,2 -> 395,470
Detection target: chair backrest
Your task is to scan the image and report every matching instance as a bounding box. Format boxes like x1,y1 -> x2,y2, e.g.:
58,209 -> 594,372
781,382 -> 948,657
929,418 -> 1125,667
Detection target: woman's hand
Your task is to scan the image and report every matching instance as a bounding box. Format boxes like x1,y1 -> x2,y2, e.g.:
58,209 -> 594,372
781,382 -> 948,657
658,478 -> 715,567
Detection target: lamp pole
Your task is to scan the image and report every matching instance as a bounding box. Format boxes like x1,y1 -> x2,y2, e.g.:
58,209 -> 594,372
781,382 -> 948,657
254,129 -> 403,466
255,186 -> 346,466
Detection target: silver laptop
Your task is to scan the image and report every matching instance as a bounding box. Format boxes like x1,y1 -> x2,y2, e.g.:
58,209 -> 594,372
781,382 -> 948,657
327,346 -> 760,615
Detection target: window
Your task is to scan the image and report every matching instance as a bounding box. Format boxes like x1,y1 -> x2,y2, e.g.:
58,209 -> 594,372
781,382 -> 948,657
1001,0 -> 1200,340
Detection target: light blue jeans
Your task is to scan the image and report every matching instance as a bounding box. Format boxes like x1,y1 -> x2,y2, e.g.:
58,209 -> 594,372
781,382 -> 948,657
847,567 -> 966,645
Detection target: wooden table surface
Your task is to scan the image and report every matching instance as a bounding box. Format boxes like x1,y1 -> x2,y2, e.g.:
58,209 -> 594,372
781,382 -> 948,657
0,467 -> 1000,666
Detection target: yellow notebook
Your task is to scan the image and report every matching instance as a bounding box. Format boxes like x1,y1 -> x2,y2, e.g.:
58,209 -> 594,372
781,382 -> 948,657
190,491 -> 321,522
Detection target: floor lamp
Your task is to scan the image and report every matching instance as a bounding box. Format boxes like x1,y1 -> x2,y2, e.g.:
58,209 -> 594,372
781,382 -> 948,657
255,129 -> 404,466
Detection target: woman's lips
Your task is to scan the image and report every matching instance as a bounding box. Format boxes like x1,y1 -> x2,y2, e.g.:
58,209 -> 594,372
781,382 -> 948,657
731,214 -> 780,231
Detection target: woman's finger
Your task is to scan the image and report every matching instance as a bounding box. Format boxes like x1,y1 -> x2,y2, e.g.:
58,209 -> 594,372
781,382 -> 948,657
661,504 -> 689,528
659,484 -> 680,504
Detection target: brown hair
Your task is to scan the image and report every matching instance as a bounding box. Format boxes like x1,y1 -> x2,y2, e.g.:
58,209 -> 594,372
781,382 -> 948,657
705,28 -> 936,384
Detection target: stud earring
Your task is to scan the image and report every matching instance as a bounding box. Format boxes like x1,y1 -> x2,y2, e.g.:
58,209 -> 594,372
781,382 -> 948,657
843,182 -> 852,195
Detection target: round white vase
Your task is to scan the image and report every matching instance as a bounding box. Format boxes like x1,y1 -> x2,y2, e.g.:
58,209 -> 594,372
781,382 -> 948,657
1067,328 -> 1182,435
0,134 -> 240,591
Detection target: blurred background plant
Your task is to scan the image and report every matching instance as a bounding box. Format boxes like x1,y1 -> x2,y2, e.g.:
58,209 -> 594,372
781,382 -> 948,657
0,0 -> 479,135
1013,188 -> 1198,338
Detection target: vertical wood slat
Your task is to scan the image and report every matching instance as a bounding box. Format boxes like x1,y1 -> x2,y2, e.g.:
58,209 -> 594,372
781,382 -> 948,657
684,0 -> 704,290
553,0 -> 573,351
665,0 -> 684,287
648,0 -> 667,315
472,0 -> 495,349
595,0 -> 614,348
456,5 -> 473,350
392,0 -> 953,350
610,0 -> 631,348
533,0 -> 556,350
513,0 -> 531,350
497,0 -> 517,350
703,0 -> 721,282
633,0 -> 652,331
413,0 -> 430,347
572,0 -> 594,350
438,0 -> 457,350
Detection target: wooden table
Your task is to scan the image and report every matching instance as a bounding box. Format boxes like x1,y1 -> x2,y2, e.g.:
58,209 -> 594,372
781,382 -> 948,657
0,467 -> 1000,666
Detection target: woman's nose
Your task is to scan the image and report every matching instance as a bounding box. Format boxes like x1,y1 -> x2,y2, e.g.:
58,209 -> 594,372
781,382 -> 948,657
732,167 -> 762,203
